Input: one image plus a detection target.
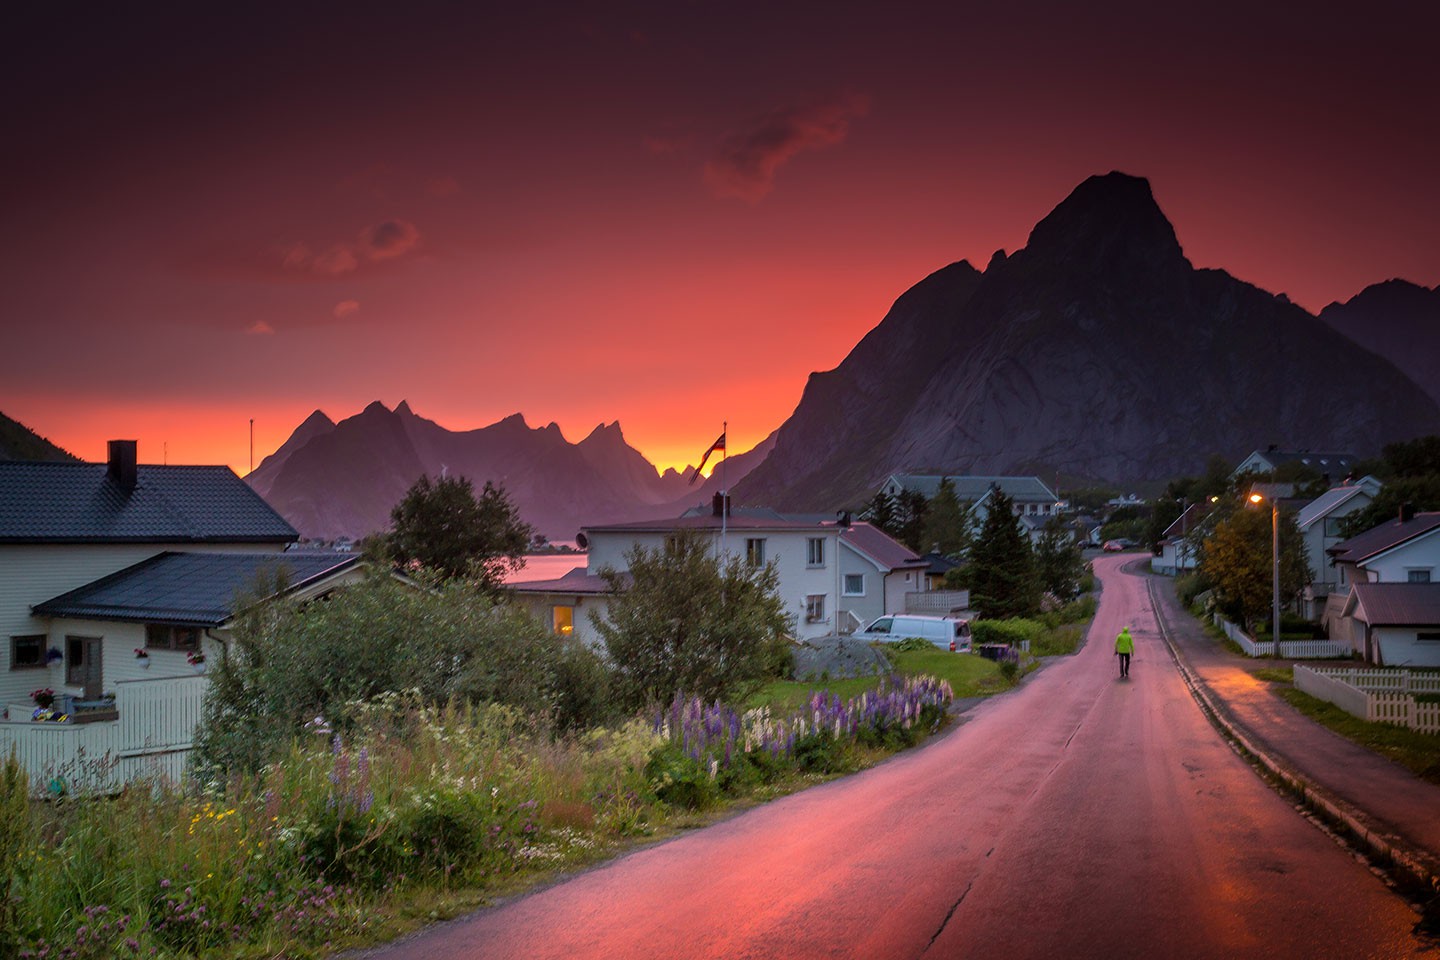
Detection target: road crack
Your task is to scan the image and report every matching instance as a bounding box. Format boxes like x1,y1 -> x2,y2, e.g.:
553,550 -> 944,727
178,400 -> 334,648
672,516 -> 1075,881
921,880 -> 973,955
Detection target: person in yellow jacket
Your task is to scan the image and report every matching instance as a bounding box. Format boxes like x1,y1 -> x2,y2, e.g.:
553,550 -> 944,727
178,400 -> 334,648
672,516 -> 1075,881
1115,626 -> 1134,678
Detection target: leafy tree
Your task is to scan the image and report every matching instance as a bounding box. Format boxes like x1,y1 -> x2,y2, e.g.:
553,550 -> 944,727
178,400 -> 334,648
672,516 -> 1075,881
922,477 -> 971,558
1034,516 -> 1085,601
1197,504 -> 1310,631
192,572 -> 594,777
1336,437 -> 1440,538
591,531 -> 793,712
373,474 -> 532,589
967,488 -> 1040,619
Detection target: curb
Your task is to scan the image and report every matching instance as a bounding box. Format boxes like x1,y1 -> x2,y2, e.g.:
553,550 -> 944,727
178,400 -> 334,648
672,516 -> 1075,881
1147,578 -> 1440,904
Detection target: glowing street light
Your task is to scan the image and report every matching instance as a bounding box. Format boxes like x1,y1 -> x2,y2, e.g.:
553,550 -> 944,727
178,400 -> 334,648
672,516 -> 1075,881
1249,490 -> 1281,658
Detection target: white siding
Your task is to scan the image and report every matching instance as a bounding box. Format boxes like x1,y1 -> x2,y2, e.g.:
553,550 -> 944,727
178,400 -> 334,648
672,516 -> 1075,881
1,542 -> 281,708
1374,627 -> 1440,668
1360,530 -> 1440,583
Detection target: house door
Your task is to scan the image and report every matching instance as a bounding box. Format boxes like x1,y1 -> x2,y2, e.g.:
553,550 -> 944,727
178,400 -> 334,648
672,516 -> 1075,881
67,635 -> 103,700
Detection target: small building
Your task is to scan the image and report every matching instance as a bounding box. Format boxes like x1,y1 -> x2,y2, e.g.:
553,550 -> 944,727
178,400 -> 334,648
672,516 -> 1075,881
835,523 -> 929,631
1150,502 -> 1211,576
1231,447 -> 1358,480
1337,582 -> 1440,667
1323,507 -> 1440,646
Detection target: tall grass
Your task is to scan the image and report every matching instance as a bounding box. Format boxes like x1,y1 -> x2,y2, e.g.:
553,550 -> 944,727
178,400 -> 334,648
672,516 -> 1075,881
6,680 -> 952,958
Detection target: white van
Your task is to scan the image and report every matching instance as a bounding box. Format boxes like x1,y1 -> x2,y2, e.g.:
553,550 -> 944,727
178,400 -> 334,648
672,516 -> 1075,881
856,615 -> 971,651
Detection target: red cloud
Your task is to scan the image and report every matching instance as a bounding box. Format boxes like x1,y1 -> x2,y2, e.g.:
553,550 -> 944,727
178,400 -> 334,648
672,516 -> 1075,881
278,220 -> 422,277
704,93 -> 871,202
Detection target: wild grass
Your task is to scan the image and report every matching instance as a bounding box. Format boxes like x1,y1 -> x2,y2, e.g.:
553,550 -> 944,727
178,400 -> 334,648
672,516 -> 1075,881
751,647 -> 1000,713
1257,682 -> 1440,785
5,677 -> 956,958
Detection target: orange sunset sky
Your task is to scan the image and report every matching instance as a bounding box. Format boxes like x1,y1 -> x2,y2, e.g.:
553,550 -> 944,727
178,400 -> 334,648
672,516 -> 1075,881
3,1 -> 1438,477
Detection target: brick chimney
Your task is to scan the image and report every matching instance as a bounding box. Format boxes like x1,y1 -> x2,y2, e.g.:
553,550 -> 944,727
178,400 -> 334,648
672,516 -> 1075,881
107,440 -> 138,494
1399,502 -> 1416,523
711,492 -> 731,518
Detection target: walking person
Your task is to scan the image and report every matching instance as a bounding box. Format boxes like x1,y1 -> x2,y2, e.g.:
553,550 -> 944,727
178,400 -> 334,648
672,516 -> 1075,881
1115,626 -> 1134,678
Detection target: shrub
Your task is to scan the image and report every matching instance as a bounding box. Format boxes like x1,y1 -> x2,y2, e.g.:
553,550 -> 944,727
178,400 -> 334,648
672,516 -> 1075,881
1175,573 -> 1208,607
0,752 -> 28,954
971,618 -> 1046,648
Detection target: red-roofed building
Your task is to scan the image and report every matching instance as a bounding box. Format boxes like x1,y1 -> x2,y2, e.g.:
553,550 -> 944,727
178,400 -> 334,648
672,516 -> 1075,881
1338,583 -> 1440,666
835,522 -> 931,631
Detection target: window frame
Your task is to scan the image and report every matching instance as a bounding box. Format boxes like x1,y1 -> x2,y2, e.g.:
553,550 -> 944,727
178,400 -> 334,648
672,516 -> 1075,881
1406,569 -> 1433,584
806,537 -> 825,568
804,594 -> 826,624
746,538 -> 766,568
843,573 -> 865,596
9,635 -> 47,671
146,624 -> 201,652
551,605 -> 575,636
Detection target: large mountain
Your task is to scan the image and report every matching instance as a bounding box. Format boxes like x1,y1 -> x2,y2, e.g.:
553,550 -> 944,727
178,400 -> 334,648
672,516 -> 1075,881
248,401 -> 774,541
736,172 -> 1440,510
1319,280 -> 1440,408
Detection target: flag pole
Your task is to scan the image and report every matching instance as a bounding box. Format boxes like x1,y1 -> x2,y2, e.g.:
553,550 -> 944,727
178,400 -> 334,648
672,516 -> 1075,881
720,420 -> 728,560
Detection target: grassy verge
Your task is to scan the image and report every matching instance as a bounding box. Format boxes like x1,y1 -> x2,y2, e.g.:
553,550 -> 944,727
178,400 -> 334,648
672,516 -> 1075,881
1247,669 -> 1440,785
2,676 -> 956,960
750,647 -> 1005,713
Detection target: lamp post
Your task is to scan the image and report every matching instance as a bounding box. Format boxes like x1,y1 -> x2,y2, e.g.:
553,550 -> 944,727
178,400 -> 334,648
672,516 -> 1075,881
1249,491 -> 1281,658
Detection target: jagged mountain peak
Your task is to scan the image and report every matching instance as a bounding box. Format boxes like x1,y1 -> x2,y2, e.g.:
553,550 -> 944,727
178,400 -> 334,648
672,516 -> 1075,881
298,409 -> 336,430
580,421 -> 625,445
1020,171 -> 1184,276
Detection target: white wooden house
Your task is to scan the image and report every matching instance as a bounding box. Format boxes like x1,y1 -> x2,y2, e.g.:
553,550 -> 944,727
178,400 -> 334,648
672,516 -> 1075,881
1323,508 -> 1440,657
1337,583 -> 1440,667
835,522 -> 929,632
0,441 -> 362,790
1295,476 -> 1382,618
512,497 -> 843,644
879,475 -> 1062,546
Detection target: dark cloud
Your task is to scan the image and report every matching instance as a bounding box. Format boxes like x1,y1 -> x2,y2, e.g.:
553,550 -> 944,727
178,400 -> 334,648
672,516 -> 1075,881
704,93 -> 871,202
276,220 -> 421,277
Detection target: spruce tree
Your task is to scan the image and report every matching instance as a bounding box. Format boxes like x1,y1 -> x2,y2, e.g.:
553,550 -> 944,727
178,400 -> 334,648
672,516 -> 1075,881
968,488 -> 1040,619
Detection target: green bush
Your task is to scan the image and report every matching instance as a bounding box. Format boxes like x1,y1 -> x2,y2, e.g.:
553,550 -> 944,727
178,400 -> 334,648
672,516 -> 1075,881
891,636 -> 934,652
971,618 -> 1046,647
1175,573 -> 1208,607
0,752 -> 28,954
644,748 -> 721,809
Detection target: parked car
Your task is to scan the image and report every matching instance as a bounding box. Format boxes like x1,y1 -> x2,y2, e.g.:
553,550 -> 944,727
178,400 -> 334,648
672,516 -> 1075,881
855,614 -> 971,651
1102,540 -> 1124,552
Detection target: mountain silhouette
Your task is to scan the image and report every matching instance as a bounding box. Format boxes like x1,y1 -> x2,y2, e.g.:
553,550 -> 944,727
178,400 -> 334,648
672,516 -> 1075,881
249,402 -> 773,541
1319,279 -> 1440,407
735,172 -> 1440,509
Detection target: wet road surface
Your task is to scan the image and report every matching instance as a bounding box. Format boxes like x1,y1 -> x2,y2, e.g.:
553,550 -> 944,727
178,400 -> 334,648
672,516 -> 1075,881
357,555 -> 1431,959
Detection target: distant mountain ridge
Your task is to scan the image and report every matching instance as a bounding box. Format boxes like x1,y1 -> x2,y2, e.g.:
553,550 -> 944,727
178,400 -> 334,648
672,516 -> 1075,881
734,172 -> 1440,510
0,411 -> 76,462
1319,280 -> 1440,408
248,402 -> 774,541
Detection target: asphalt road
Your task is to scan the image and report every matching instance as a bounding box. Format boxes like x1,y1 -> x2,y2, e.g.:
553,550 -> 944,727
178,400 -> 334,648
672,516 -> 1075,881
357,555 -> 1432,959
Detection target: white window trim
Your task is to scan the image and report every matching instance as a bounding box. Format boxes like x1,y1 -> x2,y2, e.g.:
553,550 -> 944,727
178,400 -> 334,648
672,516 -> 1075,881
843,573 -> 865,597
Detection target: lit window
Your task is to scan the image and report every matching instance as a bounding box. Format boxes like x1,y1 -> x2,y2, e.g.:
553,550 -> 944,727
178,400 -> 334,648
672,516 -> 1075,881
807,538 -> 825,567
843,574 -> 864,596
746,538 -> 766,567
552,605 -> 574,635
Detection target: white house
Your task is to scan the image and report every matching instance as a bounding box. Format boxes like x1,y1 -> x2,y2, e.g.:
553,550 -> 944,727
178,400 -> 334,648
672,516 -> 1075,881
836,522 -> 930,631
1323,508 -> 1440,653
1295,476 -> 1383,617
1231,447 -> 1359,480
1150,502 -> 1211,576
879,475 -> 1062,546
1337,583 -> 1440,667
511,497 -> 844,644
0,442 -> 364,790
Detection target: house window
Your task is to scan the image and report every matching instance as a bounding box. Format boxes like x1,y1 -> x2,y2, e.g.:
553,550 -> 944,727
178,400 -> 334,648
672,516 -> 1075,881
843,574 -> 865,596
1407,570 -> 1432,583
146,624 -> 200,652
1418,632 -> 1440,643
9,635 -> 46,670
552,605 -> 574,635
806,538 -> 825,567
805,594 -> 826,623
1324,518 -> 1346,537
746,538 -> 766,567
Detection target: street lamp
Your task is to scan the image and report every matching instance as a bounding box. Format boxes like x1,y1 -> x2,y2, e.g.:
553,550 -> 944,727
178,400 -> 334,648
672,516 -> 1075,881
1248,491 -> 1281,658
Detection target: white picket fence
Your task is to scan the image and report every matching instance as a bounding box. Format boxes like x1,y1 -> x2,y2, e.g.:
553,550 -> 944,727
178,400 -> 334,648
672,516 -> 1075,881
1294,665 -> 1440,735
1212,614 -> 1350,659
0,674 -> 209,794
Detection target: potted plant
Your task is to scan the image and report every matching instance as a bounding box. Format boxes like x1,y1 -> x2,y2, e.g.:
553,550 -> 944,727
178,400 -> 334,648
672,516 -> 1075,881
187,650 -> 206,673
31,687 -> 55,709
134,647 -> 151,669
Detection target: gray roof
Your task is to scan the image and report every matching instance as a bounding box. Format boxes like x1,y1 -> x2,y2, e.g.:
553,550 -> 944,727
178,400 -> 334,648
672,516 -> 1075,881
1238,450 -> 1359,472
0,461 -> 297,544
32,552 -> 360,626
1349,583 -> 1440,627
1328,513 -> 1440,566
509,566 -> 626,595
885,474 -> 1058,503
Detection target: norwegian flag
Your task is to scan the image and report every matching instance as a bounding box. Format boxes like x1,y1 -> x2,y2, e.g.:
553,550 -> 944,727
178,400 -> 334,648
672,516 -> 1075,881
688,431 -> 727,484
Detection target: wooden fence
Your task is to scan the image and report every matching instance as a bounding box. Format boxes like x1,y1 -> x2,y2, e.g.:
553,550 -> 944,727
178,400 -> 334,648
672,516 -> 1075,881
1212,614 -> 1350,659
0,674 -> 209,794
1294,664 -> 1440,735
905,590 -> 970,615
